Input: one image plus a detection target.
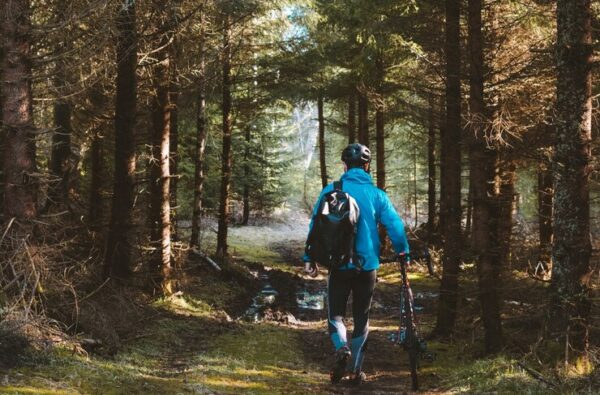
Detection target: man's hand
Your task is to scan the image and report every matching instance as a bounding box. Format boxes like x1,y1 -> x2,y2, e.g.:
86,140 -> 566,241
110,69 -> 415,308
399,253 -> 410,265
304,261 -> 319,278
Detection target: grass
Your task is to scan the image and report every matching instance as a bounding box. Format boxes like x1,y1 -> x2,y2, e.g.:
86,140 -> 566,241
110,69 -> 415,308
2,222 -> 597,394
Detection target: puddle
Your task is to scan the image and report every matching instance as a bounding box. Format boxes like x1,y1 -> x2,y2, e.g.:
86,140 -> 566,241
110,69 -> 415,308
414,291 -> 439,300
241,270 -> 279,322
296,289 -> 327,310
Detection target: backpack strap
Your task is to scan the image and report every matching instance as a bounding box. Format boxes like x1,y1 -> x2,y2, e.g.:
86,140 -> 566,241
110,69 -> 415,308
333,180 -> 343,191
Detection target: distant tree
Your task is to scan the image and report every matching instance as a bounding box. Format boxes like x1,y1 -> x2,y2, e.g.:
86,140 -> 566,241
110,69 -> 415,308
550,0 -> 594,356
216,12 -> 233,258
318,93 -> 328,188
190,12 -> 208,248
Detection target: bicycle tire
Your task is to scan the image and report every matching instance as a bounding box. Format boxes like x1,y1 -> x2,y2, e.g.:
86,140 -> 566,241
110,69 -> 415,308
403,288 -> 420,391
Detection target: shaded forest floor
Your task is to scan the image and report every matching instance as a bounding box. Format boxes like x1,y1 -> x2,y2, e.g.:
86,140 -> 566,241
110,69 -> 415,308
0,216 -> 597,394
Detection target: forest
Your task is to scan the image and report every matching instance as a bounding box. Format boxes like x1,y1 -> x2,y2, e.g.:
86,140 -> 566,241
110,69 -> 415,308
0,0 -> 598,393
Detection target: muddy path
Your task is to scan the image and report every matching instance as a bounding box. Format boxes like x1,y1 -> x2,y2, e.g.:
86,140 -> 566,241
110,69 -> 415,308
241,239 -> 442,394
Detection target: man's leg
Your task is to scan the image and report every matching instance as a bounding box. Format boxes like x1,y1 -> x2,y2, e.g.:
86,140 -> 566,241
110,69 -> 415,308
349,269 -> 376,373
327,270 -> 353,350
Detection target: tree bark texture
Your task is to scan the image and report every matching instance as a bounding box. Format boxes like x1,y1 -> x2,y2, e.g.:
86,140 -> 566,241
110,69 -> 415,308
427,94 -> 437,237
216,15 -> 233,258
435,0 -> 462,336
104,0 -> 137,280
358,93 -> 369,147
348,87 -> 356,144
550,0 -> 593,354
318,93 -> 328,188
2,0 -> 38,220
190,14 -> 207,248
467,0 -> 503,354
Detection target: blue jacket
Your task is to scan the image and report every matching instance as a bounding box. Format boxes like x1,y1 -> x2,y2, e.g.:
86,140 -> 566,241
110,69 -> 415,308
303,168 -> 409,271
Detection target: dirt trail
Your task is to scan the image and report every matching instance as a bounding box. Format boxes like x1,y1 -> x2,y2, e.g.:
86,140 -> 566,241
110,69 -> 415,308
240,237 -> 442,394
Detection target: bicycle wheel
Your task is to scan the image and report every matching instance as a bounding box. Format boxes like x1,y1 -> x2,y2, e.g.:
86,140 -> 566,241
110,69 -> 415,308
403,289 -> 420,391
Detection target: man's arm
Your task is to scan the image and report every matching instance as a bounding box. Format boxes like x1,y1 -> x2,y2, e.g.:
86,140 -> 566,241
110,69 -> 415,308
378,191 -> 409,255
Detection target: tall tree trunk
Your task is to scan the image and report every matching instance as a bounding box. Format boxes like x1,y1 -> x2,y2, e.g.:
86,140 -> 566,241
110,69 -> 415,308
467,0 -> 503,354
88,87 -> 107,230
148,2 -> 173,294
537,155 -> 553,275
348,87 -> 356,144
357,93 -> 369,147
48,68 -> 72,209
2,0 -> 37,220
242,126 -> 251,225
190,14 -> 207,249
465,179 -> 473,241
89,129 -> 103,229
375,57 -> 385,190
427,94 -> 437,237
168,3 -> 181,241
318,93 -> 327,188
169,49 -> 180,241
496,157 -> 515,268
435,0 -> 462,336
551,0 -> 593,355
216,14 -> 233,258
104,0 -> 137,280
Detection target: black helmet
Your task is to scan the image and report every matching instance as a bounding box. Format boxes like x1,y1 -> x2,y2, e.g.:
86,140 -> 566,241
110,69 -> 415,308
341,143 -> 371,167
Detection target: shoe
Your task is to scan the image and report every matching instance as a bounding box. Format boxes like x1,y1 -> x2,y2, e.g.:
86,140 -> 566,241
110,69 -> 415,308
330,346 -> 351,384
350,371 -> 366,386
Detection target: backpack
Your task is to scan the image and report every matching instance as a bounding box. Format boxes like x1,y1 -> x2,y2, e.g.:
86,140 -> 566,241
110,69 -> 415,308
305,180 -> 360,269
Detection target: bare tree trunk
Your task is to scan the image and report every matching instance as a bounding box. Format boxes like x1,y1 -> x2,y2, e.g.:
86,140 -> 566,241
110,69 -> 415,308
242,126 -> 251,225
148,1 -> 174,294
89,129 -> 103,229
537,156 -> 553,274
496,157 -> 515,268
435,0 -> 462,336
318,93 -> 328,188
465,179 -> 473,241
104,0 -> 137,280
48,69 -> 72,209
87,88 -> 107,229
427,94 -> 437,237
551,0 -> 593,355
2,0 -> 38,220
190,14 -> 207,249
358,93 -> 369,147
348,87 -> 356,144
466,0 -> 503,354
375,61 -> 385,191
216,14 -> 233,258
169,49 -> 180,241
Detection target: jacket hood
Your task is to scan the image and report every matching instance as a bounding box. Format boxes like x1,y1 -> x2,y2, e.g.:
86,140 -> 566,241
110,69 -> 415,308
340,168 -> 373,185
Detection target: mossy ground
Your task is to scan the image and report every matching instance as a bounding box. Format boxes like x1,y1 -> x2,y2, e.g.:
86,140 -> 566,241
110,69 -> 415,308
1,222 -> 596,394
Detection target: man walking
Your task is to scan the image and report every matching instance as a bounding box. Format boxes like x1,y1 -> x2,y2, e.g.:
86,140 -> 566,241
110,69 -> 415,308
303,143 -> 410,385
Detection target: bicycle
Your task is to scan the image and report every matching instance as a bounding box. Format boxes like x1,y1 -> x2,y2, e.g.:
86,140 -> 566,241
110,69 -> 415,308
382,254 -> 431,391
